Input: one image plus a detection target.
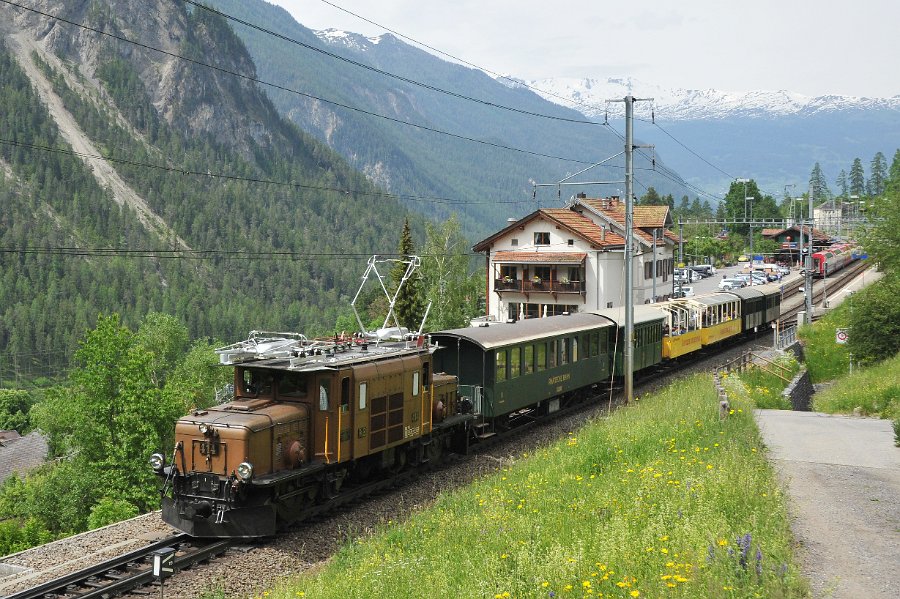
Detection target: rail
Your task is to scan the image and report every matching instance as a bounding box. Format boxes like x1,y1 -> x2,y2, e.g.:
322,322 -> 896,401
5,534 -> 232,599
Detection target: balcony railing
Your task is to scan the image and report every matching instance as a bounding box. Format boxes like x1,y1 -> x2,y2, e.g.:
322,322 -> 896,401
494,279 -> 584,293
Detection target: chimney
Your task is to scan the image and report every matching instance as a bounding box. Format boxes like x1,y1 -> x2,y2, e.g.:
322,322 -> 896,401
601,226 -> 606,242
507,217 -> 517,224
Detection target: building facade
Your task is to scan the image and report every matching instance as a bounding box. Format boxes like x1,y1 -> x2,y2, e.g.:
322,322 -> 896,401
473,196 -> 678,323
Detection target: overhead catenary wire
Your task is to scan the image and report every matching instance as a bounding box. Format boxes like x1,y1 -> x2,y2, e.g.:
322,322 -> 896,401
313,0 -> 759,201
0,137 -> 664,207
0,0 -> 599,166
182,0 -> 602,127
2,1 -> 741,210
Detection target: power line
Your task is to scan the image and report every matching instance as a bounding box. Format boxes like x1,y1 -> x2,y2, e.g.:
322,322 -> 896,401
0,0 -> 596,166
182,0 -> 601,126
0,138 -> 525,205
312,0 -> 620,118
311,0 -> 751,197
0,246 -> 480,260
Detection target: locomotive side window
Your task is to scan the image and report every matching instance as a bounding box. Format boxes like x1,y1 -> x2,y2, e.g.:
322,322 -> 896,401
341,377 -> 350,412
359,382 -> 367,410
412,371 -> 420,396
279,372 -> 308,398
319,382 -> 330,411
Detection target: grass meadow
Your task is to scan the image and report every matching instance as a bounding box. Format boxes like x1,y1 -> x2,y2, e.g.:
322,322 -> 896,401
261,376 -> 807,599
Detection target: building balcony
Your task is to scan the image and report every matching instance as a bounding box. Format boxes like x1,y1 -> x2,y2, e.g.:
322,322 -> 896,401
494,279 -> 585,294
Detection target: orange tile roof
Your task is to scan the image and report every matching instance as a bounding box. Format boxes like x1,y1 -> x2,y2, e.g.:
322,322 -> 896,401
472,208 -> 626,252
576,198 -> 670,245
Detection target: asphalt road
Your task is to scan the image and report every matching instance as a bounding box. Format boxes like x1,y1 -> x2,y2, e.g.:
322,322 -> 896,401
755,410 -> 900,598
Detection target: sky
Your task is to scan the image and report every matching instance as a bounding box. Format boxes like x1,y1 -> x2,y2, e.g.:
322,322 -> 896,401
269,0 -> 899,98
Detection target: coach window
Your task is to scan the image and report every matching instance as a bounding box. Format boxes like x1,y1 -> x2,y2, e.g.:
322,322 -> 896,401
524,345 -> 534,374
572,337 -> 579,361
536,343 -> 547,372
358,382 -> 367,410
496,350 -> 508,382
510,347 -> 521,378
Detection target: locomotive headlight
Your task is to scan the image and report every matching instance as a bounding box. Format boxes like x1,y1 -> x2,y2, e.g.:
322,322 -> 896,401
236,462 -> 254,481
149,452 -> 165,472
199,423 -> 211,435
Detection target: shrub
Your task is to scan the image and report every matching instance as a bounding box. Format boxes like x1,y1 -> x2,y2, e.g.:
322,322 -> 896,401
88,497 -> 139,530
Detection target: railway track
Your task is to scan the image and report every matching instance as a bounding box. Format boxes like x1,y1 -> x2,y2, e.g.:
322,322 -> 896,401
4,534 -> 230,599
779,260 -> 870,325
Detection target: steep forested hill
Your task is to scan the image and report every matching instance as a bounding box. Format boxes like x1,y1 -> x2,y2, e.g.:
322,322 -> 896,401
0,0 -> 420,379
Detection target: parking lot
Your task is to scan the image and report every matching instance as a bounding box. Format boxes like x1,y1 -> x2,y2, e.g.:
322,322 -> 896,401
673,263 -> 794,297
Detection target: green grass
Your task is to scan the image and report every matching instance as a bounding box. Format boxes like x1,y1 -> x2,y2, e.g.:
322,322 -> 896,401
723,355 -> 799,410
797,303 -> 852,383
260,376 -> 807,599
812,352 -> 900,420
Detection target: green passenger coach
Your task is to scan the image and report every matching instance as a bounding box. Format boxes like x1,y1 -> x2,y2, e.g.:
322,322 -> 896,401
589,306 -> 666,376
431,313 -> 616,420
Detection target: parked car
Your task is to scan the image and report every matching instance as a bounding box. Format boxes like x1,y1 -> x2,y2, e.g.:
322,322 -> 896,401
719,277 -> 745,290
674,285 -> 695,297
691,264 -> 716,277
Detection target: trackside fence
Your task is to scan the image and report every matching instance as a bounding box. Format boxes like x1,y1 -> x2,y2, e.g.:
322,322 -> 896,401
713,350 -> 793,418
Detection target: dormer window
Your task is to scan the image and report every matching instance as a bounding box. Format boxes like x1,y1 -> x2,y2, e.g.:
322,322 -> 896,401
534,232 -> 550,245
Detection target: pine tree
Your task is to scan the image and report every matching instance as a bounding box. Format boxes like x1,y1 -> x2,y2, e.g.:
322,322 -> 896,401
868,151 -> 887,197
848,158 -> 866,197
390,218 -> 425,332
809,163 -> 831,202
835,169 -> 848,198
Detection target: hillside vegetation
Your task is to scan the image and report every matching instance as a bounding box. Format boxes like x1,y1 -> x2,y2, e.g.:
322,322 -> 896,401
0,2 -> 428,379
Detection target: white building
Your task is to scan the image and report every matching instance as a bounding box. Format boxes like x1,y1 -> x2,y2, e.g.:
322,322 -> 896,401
473,195 -> 678,323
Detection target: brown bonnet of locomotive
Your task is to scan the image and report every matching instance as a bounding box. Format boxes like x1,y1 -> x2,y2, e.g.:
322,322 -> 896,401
152,332 -> 469,538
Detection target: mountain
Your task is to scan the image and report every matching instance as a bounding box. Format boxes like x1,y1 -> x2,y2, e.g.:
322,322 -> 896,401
0,0 -> 418,375
202,0 -> 691,238
523,76 -> 900,198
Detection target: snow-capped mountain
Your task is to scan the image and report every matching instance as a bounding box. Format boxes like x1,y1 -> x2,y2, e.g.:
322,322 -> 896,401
314,28 -> 386,51
520,76 -> 900,121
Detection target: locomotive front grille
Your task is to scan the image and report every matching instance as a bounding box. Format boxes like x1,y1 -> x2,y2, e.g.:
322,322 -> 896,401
190,472 -> 222,495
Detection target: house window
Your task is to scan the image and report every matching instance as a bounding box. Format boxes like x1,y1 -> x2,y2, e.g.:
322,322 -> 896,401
511,238 -> 519,246
534,232 -> 550,245
567,239 -> 574,246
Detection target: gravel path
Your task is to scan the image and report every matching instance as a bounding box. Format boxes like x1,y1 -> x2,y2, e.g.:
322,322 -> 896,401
755,410 -> 900,598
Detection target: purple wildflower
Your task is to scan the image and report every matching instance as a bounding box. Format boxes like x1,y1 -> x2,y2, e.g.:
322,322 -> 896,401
755,547 -> 763,577
707,542 -> 716,563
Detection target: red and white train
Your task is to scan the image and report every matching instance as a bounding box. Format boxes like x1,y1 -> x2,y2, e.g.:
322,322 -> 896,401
810,243 -> 858,277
